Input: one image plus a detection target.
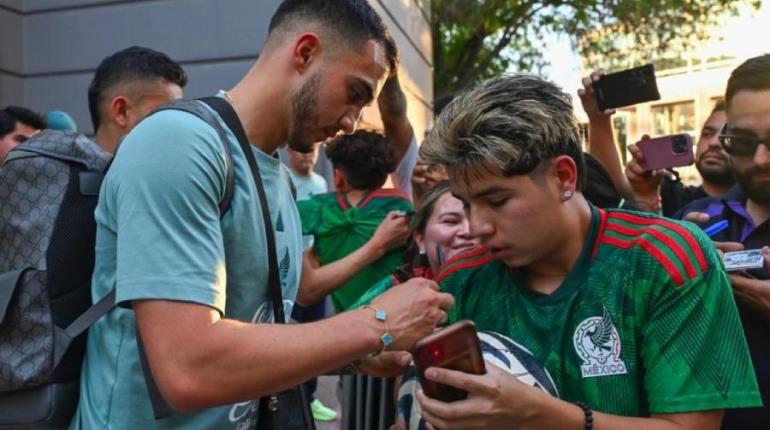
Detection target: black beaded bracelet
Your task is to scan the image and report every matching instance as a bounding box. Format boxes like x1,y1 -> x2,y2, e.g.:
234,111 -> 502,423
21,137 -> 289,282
573,401 -> 594,430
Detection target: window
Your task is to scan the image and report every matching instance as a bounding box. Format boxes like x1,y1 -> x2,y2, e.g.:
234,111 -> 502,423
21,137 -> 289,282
652,101 -> 695,135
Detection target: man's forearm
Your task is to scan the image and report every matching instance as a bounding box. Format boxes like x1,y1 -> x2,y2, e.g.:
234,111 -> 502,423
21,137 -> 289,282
296,240 -> 384,306
378,75 -> 414,163
379,75 -> 407,121
136,302 -> 382,411
587,117 -> 634,200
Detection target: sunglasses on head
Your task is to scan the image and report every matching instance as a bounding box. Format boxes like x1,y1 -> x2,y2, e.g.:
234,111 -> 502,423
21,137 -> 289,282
719,123 -> 770,156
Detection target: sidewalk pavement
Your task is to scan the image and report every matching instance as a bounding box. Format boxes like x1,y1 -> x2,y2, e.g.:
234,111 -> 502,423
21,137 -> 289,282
314,375 -> 341,430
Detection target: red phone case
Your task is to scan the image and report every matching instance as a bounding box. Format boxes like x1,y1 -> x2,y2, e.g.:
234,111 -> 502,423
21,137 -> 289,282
637,133 -> 694,170
412,320 -> 486,402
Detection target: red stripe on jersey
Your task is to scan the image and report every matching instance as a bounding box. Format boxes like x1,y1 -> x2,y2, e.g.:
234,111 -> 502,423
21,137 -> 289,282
359,188 -> 411,208
437,246 -> 491,280
443,246 -> 489,267
609,212 -> 707,272
605,222 -> 697,279
336,192 -> 349,211
601,235 -> 685,286
437,254 -> 495,283
592,209 -> 609,258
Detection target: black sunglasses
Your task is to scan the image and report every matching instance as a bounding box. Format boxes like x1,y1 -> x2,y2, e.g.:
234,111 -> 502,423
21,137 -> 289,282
719,123 -> 770,156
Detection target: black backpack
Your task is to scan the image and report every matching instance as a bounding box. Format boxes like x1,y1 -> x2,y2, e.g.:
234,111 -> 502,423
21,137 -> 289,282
0,99 -> 237,428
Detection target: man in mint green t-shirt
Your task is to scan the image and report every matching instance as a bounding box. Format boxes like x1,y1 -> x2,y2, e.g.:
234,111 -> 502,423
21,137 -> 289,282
70,2 -> 453,429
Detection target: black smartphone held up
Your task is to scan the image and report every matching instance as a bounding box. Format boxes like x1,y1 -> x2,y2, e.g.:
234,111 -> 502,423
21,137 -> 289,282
593,64 -> 661,110
637,133 -> 695,170
412,320 -> 486,402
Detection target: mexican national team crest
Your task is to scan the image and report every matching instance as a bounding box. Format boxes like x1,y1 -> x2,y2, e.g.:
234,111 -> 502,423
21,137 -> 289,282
573,307 -> 627,378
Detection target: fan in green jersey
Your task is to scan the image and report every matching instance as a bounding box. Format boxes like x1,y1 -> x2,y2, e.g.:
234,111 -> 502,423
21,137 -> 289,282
297,130 -> 414,311
411,74 -> 761,430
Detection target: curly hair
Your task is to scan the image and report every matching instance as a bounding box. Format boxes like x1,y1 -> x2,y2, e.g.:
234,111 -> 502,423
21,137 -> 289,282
326,130 -> 396,190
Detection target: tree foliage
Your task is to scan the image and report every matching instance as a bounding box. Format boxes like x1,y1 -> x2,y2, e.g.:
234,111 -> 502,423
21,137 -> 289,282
432,0 -> 761,100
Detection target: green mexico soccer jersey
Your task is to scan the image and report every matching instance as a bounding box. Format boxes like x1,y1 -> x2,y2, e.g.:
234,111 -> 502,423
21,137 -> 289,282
298,188 -> 413,311
437,205 -> 761,416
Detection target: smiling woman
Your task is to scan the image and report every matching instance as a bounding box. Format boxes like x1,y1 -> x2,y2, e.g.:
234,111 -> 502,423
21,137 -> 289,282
411,181 -> 478,272
350,181 -> 480,310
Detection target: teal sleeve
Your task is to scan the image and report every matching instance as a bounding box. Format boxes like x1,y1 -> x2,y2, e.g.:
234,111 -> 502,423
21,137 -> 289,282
348,276 -> 394,310
641,231 -> 760,413
109,110 -> 230,313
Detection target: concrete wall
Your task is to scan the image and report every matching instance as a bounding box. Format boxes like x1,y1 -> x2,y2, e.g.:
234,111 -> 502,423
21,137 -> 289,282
0,1 -> 25,105
365,0 -> 433,140
0,0 -> 433,136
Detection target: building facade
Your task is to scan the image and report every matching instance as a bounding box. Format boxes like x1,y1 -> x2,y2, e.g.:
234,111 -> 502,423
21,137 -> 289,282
0,0 -> 433,138
578,2 -> 769,184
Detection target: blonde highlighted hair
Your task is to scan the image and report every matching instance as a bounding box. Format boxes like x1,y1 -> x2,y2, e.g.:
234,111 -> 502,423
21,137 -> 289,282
422,74 -> 585,189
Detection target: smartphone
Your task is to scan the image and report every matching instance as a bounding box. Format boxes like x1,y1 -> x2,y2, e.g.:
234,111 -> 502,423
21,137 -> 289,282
412,320 -> 485,402
723,249 -> 766,272
637,134 -> 694,170
593,64 -> 661,110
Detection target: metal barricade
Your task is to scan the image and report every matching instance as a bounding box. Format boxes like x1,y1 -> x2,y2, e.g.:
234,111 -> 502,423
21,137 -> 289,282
340,374 -> 396,430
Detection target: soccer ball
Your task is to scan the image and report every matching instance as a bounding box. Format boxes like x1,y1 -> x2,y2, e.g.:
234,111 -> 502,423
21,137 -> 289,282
397,331 -> 559,430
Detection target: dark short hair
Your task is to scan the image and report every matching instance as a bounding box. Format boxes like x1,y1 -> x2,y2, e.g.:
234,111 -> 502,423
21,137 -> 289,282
87,46 -> 187,131
712,99 -> 726,114
4,105 -> 46,130
725,54 -> 770,109
433,93 -> 456,117
583,153 -> 623,209
326,130 -> 396,190
268,0 -> 398,71
0,110 -> 16,137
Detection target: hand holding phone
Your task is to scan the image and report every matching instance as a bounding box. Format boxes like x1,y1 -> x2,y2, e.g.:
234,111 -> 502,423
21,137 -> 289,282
412,320 -> 485,402
723,249 -> 766,272
592,64 -> 661,110
637,134 -> 694,170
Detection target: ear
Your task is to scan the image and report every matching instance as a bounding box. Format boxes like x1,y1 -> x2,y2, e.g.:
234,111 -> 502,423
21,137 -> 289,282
551,155 -> 579,195
333,168 -> 346,191
291,32 -> 322,74
109,96 -> 132,128
413,232 -> 425,250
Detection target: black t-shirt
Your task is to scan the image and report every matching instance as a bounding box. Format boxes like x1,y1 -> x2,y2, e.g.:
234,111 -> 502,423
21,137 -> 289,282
660,176 -> 708,217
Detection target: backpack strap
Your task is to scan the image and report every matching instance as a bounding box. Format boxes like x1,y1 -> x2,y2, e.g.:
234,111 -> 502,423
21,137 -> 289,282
200,97 -> 288,324
52,288 -> 116,368
204,97 -> 315,427
147,99 -> 236,217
